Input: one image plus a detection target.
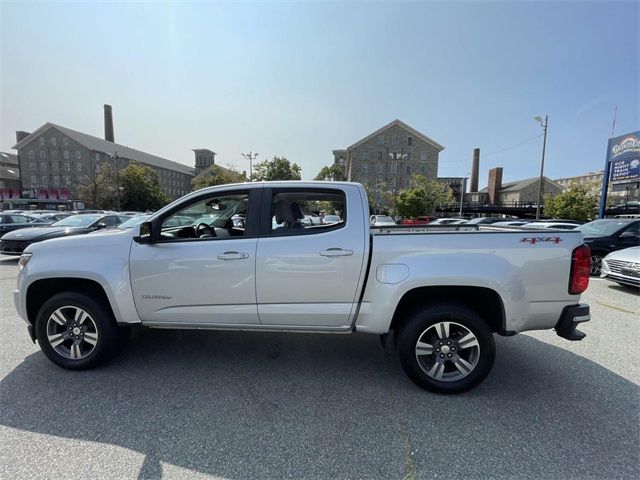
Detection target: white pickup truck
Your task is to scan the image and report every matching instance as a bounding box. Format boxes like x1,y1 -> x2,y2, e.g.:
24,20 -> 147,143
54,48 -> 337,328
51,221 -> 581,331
14,181 -> 591,393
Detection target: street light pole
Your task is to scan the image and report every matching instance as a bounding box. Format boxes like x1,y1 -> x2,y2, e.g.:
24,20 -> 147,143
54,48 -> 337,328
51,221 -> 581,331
241,151 -> 258,182
534,115 -> 548,220
388,151 -> 407,216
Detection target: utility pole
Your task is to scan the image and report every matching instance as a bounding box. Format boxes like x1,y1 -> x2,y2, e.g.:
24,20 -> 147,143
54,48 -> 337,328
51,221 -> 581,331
241,151 -> 258,182
534,115 -> 548,220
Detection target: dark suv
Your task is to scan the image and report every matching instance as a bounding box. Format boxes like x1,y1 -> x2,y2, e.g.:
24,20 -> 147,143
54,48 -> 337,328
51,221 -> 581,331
576,219 -> 640,275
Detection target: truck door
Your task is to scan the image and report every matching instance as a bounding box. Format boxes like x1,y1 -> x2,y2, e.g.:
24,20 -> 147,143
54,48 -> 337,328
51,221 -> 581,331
129,188 -> 261,326
255,186 -> 367,328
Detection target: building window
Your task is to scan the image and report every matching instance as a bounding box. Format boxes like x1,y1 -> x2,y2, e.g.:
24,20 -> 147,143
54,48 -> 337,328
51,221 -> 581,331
75,150 -> 81,159
64,175 -> 71,186
420,164 -> 426,175
51,150 -> 57,159
64,162 -> 71,172
53,175 -> 60,187
51,137 -> 57,146
392,136 -> 399,144
407,152 -> 412,161
377,135 -> 384,145
38,137 -> 45,146
95,163 -> 101,173
376,163 -> 383,174
28,151 -> 35,160
377,151 -> 382,161
40,151 -> 46,160
421,151 -> 427,162
404,178 -> 411,188
29,161 -> 36,171
77,163 -> 82,172
95,153 -> 100,161
362,163 -> 368,174
41,176 -> 48,186
63,150 -> 69,159
362,151 -> 368,161
408,136 -> 413,146
30,175 -> 37,185
406,165 -> 411,176
52,161 -> 59,171
63,137 -> 68,146
389,162 -> 397,174
40,161 -> 47,171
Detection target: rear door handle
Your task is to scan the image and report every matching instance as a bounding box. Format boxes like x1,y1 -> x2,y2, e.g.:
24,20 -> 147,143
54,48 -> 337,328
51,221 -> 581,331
319,248 -> 353,257
217,251 -> 249,260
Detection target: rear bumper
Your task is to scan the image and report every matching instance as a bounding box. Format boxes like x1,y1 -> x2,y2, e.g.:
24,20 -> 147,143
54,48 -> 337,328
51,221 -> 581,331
555,303 -> 590,341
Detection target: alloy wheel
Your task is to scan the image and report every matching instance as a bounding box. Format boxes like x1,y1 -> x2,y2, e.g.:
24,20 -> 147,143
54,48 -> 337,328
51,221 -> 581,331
415,321 -> 480,382
46,306 -> 99,360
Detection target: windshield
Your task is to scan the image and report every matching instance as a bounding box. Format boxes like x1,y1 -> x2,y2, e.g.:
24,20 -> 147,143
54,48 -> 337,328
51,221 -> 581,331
118,215 -> 150,229
576,220 -> 629,237
375,216 -> 394,223
51,215 -> 102,227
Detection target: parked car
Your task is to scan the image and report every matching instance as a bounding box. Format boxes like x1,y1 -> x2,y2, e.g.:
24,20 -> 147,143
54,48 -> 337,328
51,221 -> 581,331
464,217 -> 505,225
575,219 -> 640,275
14,181 -> 591,394
600,247 -> 640,288
0,214 -> 50,238
522,222 -> 579,230
322,214 -> 342,225
429,218 -> 468,225
402,216 -> 432,225
1,213 -> 126,255
370,215 -> 396,226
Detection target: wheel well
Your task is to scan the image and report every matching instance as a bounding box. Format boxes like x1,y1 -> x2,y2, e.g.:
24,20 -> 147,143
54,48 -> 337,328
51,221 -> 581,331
26,278 -> 115,329
389,286 -> 506,334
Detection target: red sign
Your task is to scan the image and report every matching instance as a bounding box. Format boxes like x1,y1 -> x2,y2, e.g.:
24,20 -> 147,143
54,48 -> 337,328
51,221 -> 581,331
59,188 -> 70,200
37,189 -> 48,199
0,188 -> 8,200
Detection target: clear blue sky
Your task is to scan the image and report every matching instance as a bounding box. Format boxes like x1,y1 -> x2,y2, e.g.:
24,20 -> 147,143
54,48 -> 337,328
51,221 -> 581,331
1,1 -> 638,185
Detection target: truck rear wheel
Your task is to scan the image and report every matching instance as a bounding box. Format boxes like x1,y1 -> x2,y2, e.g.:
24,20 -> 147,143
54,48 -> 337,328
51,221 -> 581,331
35,292 -> 129,370
395,303 -> 495,394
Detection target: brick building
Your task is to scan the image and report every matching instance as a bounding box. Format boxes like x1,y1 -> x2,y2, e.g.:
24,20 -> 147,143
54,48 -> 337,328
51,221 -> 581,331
332,120 -> 444,204
12,122 -> 194,203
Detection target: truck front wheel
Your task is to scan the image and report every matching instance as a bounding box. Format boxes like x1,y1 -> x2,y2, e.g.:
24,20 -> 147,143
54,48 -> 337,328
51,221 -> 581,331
35,292 -> 129,370
395,303 -> 495,394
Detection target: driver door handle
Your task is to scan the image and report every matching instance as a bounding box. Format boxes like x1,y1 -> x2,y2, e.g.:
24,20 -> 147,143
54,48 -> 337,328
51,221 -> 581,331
319,248 -> 353,257
217,251 -> 249,260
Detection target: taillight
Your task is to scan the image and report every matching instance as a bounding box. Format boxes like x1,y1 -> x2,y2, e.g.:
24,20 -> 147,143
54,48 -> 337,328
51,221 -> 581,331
569,244 -> 590,294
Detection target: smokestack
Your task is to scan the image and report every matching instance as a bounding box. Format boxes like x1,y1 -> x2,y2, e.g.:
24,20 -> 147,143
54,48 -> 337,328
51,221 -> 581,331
470,148 -> 480,193
104,104 -> 114,142
487,167 -> 503,205
15,131 -> 31,143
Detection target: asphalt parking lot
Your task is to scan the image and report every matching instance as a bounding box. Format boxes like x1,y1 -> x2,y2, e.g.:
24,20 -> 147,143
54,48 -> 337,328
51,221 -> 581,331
0,256 -> 638,480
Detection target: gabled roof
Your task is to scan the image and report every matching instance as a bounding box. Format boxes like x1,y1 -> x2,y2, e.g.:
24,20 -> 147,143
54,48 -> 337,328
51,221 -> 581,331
478,176 -> 563,193
0,152 -> 19,166
347,119 -> 445,151
0,165 -> 20,181
12,123 -> 195,176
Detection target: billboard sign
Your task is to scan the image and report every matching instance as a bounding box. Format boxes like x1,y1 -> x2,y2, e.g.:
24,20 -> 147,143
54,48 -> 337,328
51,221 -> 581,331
610,158 -> 640,183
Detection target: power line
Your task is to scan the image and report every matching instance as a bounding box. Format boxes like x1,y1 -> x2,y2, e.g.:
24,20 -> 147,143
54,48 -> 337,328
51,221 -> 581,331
439,133 -> 543,164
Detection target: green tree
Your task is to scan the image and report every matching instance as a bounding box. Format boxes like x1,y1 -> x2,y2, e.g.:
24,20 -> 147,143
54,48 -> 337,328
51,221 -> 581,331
314,163 -> 344,181
192,165 -> 245,190
253,156 -> 302,181
396,175 -> 452,218
544,182 -> 598,221
77,162 -> 118,209
119,162 -> 170,211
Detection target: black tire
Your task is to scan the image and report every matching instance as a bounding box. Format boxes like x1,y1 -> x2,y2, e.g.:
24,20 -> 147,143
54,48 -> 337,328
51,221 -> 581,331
395,303 -> 495,394
35,291 -> 129,370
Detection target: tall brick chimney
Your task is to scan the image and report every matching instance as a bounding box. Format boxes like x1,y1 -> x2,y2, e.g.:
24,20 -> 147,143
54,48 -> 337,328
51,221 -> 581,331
15,131 -> 31,143
487,167 -> 503,205
470,148 -> 480,193
104,104 -> 114,142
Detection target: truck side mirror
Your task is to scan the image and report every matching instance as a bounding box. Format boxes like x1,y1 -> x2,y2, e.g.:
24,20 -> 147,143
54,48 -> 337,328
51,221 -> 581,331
133,221 -> 155,244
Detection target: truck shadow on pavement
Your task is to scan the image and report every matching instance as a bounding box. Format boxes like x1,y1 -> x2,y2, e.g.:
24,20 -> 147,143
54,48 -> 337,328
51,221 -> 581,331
1,329 -> 638,479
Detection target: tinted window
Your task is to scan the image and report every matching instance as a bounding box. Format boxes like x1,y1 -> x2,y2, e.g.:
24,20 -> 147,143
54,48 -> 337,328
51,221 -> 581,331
10,215 -> 29,223
576,220 -> 631,237
100,216 -> 119,227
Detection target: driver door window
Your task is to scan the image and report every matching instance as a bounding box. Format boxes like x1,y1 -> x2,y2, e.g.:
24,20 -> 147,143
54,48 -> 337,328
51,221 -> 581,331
160,192 -> 249,240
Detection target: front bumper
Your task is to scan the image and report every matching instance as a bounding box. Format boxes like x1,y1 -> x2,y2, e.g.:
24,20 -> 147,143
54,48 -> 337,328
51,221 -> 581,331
555,303 -> 590,341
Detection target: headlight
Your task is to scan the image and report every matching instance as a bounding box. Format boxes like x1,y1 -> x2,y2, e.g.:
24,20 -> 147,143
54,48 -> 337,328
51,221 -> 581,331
18,253 -> 32,272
